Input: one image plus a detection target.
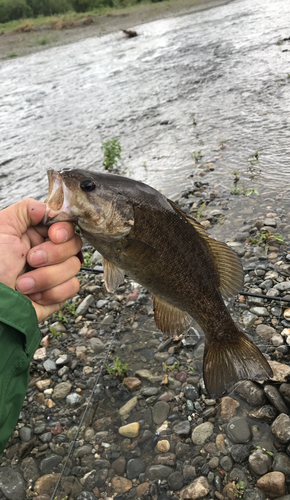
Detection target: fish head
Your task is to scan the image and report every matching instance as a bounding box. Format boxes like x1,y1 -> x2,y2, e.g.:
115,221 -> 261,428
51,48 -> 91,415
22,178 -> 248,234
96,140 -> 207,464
43,169 -> 134,238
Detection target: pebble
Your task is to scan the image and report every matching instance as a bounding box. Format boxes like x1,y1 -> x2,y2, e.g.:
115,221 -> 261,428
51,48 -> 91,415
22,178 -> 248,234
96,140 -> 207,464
243,311 -> 258,327
173,420 -> 191,437
256,471 -> 285,497
230,443 -> 252,464
52,382 -> 72,400
157,440 -> 170,452
255,324 -> 277,342
180,476 -> 210,499
220,456 -> 233,472
279,383 -> 290,405
118,422 -> 140,438
249,306 -> 269,317
40,454 -> 62,474
76,295 -> 94,315
264,384 -> 289,413
168,471 -> 184,491
145,465 -> 173,481
50,321 -> 67,333
153,401 -> 169,425
184,384 -> 199,401
43,359 -> 57,372
119,396 -> 138,417
135,369 -> 152,378
36,379 -> 52,391
55,354 -> 71,366
89,338 -> 105,353
273,452 -> 290,476
248,448 -> 272,475
123,377 -> 142,391
269,360 -> 290,382
271,413 -> 290,443
234,380 -> 266,406
191,422 -> 214,445
101,314 -> 114,325
0,466 -> 26,500
111,476 -> 132,494
250,405 -> 277,422
226,417 -> 252,444
66,393 -> 81,405
219,396 -> 240,419
19,426 -> 33,442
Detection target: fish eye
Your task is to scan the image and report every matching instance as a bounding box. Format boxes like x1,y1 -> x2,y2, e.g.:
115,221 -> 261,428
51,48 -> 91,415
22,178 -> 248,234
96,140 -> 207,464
80,179 -> 96,192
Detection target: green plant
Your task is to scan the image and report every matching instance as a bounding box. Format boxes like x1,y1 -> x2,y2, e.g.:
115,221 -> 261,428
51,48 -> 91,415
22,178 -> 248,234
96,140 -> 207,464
257,231 -> 284,254
7,52 -> 17,58
247,151 -> 261,179
38,38 -> 49,45
162,361 -> 180,372
192,114 -> 197,126
61,300 -> 78,316
193,202 -> 206,221
234,481 -> 244,498
50,326 -> 62,339
105,357 -> 129,379
52,310 -> 68,323
252,445 -> 274,456
191,150 -> 203,163
101,138 -> 122,172
188,366 -> 194,372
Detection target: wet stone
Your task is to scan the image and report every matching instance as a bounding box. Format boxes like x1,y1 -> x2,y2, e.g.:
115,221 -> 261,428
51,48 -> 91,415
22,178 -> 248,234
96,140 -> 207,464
156,440 -> 170,453
250,405 -> 278,423
76,493 -> 98,500
256,471 -> 286,497
272,452 -> 290,476
43,359 -> 57,372
124,377 -> 142,391
230,443 -> 252,463
119,422 -> 140,438
208,457 -> 219,469
40,454 -> 63,474
180,476 -> 210,500
243,489 -> 266,500
126,458 -> 146,479
248,448 -> 272,476
168,471 -> 184,491
226,417 -> 252,444
234,380 -> 266,406
19,426 -> 33,442
153,401 -> 169,425
40,432 -> 52,443
53,382 -> 72,400
89,338 -> 105,353
112,456 -> 126,475
173,420 -> 191,437
279,383 -> 290,405
119,396 -> 138,416
220,456 -> 233,472
0,467 -> 26,500
20,457 -> 40,483
184,384 -> 199,401
243,311 -> 258,327
191,422 -> 214,445
271,413 -> 290,443
146,465 -> 174,481
111,476 -> 132,494
250,306 -> 269,317
256,324 -> 276,342
219,396 -> 239,419
73,444 -> 93,458
264,385 -> 289,414
55,354 -> 71,366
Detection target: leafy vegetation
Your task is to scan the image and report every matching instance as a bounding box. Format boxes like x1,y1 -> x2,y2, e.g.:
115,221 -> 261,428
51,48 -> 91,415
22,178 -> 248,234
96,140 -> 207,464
83,249 -> 94,267
191,150 -> 203,163
50,326 -> 62,339
101,137 -> 122,172
193,202 -> 206,221
105,357 -> 129,379
162,360 -> 180,372
248,230 -> 284,254
234,481 -> 244,498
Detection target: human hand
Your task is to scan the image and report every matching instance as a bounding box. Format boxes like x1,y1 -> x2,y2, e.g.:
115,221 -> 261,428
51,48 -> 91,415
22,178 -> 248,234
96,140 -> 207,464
0,198 -> 82,323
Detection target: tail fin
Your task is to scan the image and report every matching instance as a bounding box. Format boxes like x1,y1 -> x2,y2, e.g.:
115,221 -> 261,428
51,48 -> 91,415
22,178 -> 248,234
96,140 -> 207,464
203,331 -> 273,398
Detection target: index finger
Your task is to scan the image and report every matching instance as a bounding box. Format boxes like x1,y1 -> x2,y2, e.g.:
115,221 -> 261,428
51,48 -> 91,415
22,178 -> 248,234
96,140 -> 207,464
47,222 -> 77,244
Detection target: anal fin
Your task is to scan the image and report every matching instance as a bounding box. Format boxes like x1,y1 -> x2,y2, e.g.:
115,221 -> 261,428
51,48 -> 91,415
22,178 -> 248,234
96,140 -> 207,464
102,258 -> 124,292
153,295 -> 191,336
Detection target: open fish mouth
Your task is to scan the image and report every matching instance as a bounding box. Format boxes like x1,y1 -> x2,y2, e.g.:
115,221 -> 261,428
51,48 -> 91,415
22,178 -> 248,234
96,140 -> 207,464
42,170 -> 73,224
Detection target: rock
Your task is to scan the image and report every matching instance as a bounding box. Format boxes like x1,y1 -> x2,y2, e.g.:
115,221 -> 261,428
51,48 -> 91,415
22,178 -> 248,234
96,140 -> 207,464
135,369 -> 152,378
271,414 -> 290,443
230,444 -> 252,463
216,434 -> 226,450
208,457 -> 219,469
100,314 -> 114,325
249,448 -> 272,476
180,476 -> 210,499
112,456 -> 126,475
155,452 -> 176,466
111,476 -> 132,494
126,458 -> 146,479
191,422 -> 214,445
274,282 -> 290,291
76,493 -> 98,500
250,405 -> 277,423
168,471 -> 184,491
272,452 -> 290,476
264,385 -> 289,413
256,471 -> 285,496
226,417 -> 252,443
73,444 -> 93,458
50,321 -> 67,333
153,401 -> 169,424
243,311 -> 258,327
271,334 -> 284,346
34,474 -> 60,496
234,380 -> 266,406
119,422 -> 140,438
184,384 -> 199,400
20,457 -> 40,483
76,294 -> 94,315
52,381 -> 72,400
0,467 -> 26,500
89,338 -> 105,353
43,359 -> 57,372
55,354 -> 71,366
146,465 -> 174,481
219,396 -> 240,419
66,393 -> 81,405
279,383 -> 290,405
250,307 -> 269,317
173,420 -> 191,437
36,379 -> 52,391
269,360 -> 290,382
243,489 -> 266,500
119,396 -> 138,416
136,483 -> 150,497
19,426 -> 33,442
157,440 -> 170,452
124,377 -> 142,391
256,324 -> 277,342
40,454 -> 63,474
220,456 -> 233,472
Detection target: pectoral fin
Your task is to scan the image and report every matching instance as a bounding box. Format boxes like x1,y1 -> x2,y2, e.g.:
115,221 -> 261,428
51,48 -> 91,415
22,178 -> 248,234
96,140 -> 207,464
102,258 -> 124,292
153,295 -> 191,336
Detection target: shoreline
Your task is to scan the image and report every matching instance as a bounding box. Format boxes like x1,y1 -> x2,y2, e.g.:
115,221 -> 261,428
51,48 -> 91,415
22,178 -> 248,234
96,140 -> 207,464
0,0 -> 232,60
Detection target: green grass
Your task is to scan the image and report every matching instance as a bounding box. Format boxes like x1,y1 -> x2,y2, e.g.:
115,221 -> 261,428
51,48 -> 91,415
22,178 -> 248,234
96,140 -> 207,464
7,52 -> 17,57
38,38 -> 49,45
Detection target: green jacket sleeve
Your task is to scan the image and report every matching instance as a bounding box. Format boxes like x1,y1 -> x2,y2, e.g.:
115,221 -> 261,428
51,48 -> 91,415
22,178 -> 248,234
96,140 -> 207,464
0,283 -> 41,456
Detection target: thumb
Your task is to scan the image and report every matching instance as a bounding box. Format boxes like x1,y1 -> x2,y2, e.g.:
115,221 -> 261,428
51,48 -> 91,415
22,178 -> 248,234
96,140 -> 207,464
0,199 -> 46,236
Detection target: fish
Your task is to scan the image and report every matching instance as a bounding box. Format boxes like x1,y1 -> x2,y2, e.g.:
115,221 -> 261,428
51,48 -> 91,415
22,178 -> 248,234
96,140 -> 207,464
43,168 -> 272,397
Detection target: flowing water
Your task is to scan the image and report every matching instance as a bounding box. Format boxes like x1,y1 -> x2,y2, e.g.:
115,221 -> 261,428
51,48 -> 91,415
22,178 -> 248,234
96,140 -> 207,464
0,0 -> 290,213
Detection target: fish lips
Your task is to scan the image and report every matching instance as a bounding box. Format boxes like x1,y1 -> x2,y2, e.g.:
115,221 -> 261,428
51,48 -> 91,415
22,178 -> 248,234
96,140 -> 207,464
42,169 -> 74,225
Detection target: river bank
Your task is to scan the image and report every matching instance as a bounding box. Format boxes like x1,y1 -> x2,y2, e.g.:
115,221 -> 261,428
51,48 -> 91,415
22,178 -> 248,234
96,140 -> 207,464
0,0 -> 231,60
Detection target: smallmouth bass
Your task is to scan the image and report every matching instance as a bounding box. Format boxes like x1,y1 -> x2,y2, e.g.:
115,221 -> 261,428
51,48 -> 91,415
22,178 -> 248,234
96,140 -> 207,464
43,169 -> 272,397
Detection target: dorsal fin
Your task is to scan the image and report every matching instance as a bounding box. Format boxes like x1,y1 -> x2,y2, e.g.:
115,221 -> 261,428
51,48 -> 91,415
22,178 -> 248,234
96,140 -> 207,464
153,294 -> 191,336
167,199 -> 244,299
102,258 -> 124,292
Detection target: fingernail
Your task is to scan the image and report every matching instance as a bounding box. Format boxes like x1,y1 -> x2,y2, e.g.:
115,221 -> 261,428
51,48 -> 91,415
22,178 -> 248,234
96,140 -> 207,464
30,249 -> 47,267
16,277 -> 35,293
56,228 -> 69,243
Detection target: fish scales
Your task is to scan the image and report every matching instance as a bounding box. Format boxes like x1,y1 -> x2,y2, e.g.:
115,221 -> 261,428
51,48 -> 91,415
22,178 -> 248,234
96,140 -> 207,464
43,168 -> 272,397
